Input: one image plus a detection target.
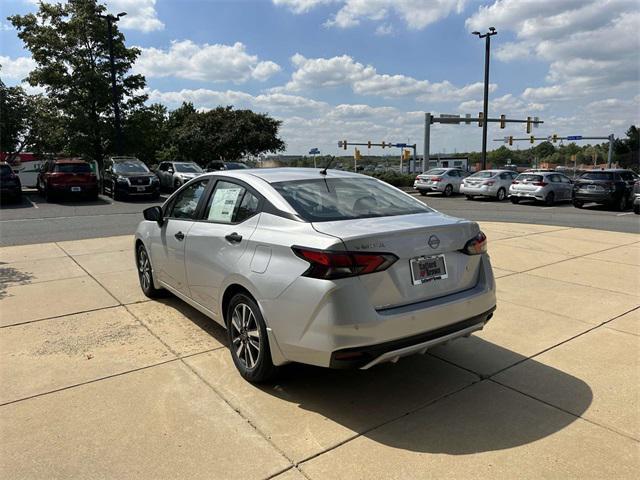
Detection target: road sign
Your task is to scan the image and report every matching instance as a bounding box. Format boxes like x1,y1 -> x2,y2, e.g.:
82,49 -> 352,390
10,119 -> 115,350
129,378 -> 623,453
567,135 -> 582,141
309,148 -> 320,155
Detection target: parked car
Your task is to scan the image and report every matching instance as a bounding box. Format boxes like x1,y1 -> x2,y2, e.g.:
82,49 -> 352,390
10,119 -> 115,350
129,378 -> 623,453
633,180 -> 640,215
414,168 -> 468,196
135,168 -> 496,382
224,162 -> 249,170
509,171 -> 573,206
37,158 -> 98,201
0,162 -> 22,203
156,161 -> 204,191
572,169 -> 639,211
461,169 -> 518,201
102,157 -> 160,200
206,160 -> 226,172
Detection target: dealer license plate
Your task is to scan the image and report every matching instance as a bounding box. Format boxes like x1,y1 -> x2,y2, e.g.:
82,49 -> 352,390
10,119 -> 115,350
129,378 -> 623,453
136,186 -> 146,192
71,186 -> 81,192
410,254 -> 447,285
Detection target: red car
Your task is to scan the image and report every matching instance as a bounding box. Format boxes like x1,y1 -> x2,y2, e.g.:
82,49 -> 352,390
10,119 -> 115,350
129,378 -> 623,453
37,158 -> 99,201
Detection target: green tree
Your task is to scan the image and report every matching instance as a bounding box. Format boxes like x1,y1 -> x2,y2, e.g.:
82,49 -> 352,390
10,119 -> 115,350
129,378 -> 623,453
533,141 -> 555,159
124,103 -> 168,166
9,0 -> 146,168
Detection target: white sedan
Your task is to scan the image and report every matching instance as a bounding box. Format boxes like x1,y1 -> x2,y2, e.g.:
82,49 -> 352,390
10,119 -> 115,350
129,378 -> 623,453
461,169 -> 518,201
414,168 -> 469,197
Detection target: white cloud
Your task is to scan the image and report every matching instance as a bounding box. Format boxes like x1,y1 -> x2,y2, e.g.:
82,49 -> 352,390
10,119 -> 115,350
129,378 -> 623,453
0,55 -> 36,80
281,53 -> 495,102
466,1 -> 640,98
274,0 -> 466,30
108,0 -> 164,32
135,41 -> 281,83
458,93 -> 545,114
375,23 -> 394,36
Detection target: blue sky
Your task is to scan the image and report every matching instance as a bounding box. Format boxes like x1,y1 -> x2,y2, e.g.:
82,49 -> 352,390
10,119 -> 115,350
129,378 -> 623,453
1,0 -> 638,156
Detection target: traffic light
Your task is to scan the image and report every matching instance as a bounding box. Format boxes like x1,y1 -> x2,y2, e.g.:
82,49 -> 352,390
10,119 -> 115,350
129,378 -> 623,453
552,134 -> 558,143
381,141 -> 386,149
343,140 -> 347,150
530,135 -> 535,144
508,136 -> 513,146
526,117 -> 532,134
500,114 -> 506,129
478,112 -> 484,127
367,140 -> 371,149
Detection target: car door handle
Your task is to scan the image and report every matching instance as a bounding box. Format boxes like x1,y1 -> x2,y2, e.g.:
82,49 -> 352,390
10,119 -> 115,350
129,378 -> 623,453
225,232 -> 242,243
174,231 -> 185,241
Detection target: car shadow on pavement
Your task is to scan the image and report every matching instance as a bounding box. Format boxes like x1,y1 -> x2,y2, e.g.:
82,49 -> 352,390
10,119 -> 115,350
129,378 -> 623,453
44,196 -> 112,207
0,197 -> 31,209
258,339 -> 592,455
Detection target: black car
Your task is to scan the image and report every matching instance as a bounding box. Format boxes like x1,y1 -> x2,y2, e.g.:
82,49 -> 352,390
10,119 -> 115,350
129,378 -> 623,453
206,160 -> 226,172
572,169 -> 639,211
0,162 -> 22,203
633,180 -> 640,215
102,157 -> 160,200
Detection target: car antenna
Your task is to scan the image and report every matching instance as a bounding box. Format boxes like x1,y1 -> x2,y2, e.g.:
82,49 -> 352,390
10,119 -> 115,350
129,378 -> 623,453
320,156 -> 335,175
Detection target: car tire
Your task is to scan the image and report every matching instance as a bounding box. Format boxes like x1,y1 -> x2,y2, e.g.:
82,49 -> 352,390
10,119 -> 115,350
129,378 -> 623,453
510,196 -> 520,204
173,179 -> 182,191
573,200 -> 584,209
419,191 -> 426,196
443,184 -> 453,197
634,203 -> 640,215
465,195 -> 474,200
227,293 -> 277,383
44,187 -> 55,202
617,194 -> 628,211
544,191 -> 555,206
496,188 -> 506,201
136,244 -> 165,299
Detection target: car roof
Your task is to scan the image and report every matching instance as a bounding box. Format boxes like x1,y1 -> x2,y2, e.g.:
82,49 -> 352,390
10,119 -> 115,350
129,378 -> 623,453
214,167 -> 363,184
111,156 -> 142,162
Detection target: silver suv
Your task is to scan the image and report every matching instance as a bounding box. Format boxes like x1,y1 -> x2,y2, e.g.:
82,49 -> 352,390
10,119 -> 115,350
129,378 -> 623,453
509,171 -> 573,206
156,161 -> 204,191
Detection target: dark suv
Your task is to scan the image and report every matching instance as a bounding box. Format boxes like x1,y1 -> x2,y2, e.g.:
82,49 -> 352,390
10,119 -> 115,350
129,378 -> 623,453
102,157 -> 159,200
0,162 -> 22,203
37,158 -> 98,201
572,169 -> 639,210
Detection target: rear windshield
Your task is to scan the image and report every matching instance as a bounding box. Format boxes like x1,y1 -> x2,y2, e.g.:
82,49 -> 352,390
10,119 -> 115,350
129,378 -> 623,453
469,171 -> 497,178
113,161 -> 149,173
55,163 -> 91,173
272,177 -> 433,222
516,174 -> 543,182
175,163 -> 202,173
0,164 -> 13,176
580,172 -> 614,181
423,169 -> 447,176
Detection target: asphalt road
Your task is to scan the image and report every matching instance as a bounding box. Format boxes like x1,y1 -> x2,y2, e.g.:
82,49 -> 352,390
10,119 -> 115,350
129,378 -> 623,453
0,189 -> 637,246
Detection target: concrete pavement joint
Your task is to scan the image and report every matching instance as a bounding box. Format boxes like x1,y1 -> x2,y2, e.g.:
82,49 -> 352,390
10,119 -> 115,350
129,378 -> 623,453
488,378 -> 640,443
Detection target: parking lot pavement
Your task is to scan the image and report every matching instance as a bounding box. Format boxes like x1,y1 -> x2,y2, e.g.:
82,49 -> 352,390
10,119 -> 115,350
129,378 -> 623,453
1,223 -> 638,479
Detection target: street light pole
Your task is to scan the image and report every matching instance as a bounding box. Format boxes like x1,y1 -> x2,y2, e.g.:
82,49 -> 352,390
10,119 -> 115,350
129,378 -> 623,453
99,12 -> 127,156
472,27 -> 497,171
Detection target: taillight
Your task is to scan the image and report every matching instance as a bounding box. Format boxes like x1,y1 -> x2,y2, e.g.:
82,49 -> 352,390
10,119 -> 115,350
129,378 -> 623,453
415,175 -> 421,180
292,247 -> 398,280
512,181 -> 519,184
461,231 -> 487,255
483,181 -> 495,186
432,176 -> 442,182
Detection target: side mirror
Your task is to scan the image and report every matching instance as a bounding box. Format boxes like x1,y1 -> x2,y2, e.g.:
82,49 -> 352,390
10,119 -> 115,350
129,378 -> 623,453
143,206 -> 164,226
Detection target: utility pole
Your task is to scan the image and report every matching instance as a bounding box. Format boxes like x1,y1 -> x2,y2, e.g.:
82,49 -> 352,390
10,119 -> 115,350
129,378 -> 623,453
423,113 -> 431,173
99,11 -> 127,156
472,27 -> 497,171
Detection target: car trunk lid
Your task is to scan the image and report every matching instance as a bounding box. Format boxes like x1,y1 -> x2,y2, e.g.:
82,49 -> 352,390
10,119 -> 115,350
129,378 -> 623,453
312,212 -> 482,309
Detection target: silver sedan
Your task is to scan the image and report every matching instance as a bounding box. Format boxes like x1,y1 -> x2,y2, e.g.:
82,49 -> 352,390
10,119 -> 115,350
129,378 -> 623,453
509,171 -> 574,206
461,169 -> 518,201
135,168 -> 496,382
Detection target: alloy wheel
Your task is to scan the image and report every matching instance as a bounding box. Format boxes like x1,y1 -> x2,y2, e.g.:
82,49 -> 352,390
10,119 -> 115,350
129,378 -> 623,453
138,247 -> 152,292
231,303 -> 261,370
497,188 -> 506,201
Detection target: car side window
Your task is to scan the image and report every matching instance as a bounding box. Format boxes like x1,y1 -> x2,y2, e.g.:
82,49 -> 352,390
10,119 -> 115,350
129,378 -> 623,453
549,174 -> 560,183
168,179 -> 209,219
448,170 -> 457,177
159,163 -> 167,171
203,181 -> 260,224
560,175 -> 571,183
499,172 -> 510,180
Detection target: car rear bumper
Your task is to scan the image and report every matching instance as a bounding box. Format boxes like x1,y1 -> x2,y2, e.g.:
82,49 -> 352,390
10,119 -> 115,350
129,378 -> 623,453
414,182 -> 444,192
261,254 -> 496,368
572,191 -> 615,203
509,189 -> 544,200
49,184 -> 99,195
460,184 -> 498,196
